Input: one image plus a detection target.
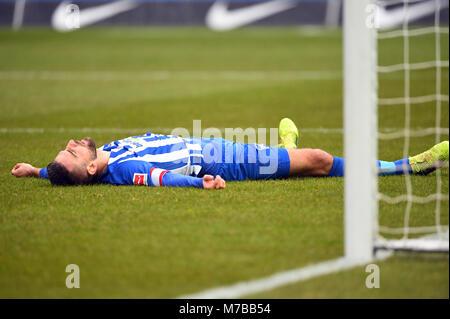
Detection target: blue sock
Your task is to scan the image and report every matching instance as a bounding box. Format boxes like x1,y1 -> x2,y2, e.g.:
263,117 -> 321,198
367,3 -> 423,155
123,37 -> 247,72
328,156 -> 344,177
378,158 -> 412,176
327,157 -> 412,177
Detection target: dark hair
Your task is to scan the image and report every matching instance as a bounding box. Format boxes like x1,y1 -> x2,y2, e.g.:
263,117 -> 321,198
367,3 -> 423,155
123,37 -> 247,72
47,161 -> 96,186
47,161 -> 78,186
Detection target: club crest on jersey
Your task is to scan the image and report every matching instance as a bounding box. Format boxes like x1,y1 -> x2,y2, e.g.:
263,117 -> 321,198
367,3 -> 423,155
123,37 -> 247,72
133,173 -> 148,185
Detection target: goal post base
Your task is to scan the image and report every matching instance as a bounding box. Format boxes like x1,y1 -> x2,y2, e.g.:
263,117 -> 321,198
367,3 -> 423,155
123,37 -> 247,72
374,230 -> 449,253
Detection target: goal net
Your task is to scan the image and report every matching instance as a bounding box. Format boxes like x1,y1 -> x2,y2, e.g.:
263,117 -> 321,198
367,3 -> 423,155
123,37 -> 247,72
344,0 -> 449,261
375,0 -> 449,252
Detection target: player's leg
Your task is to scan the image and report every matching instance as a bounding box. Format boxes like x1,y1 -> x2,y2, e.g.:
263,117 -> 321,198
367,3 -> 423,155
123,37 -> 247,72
286,148 -> 334,176
286,140 -> 449,177
278,118 -> 337,177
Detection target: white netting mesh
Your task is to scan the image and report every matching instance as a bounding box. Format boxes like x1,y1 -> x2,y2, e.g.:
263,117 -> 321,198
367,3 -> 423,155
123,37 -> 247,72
375,0 -> 449,251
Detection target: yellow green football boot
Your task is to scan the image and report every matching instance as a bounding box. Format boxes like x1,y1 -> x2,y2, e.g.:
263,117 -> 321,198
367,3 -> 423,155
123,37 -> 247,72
409,140 -> 449,175
278,118 -> 299,149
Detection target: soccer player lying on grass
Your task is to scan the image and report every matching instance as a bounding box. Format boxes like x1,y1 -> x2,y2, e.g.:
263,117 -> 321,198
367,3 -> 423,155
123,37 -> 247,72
11,119 -> 449,190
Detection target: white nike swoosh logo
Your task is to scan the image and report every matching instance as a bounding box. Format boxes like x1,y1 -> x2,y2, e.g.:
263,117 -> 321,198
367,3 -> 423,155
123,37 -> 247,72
206,0 -> 297,31
378,0 -> 449,30
52,0 -> 138,32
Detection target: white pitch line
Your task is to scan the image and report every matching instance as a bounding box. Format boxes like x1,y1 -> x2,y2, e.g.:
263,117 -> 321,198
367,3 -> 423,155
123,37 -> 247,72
0,127 -> 343,135
0,127 -> 174,134
179,229 -> 447,299
179,251 -> 392,299
1,127 -> 344,134
1,127 -> 448,135
0,70 -> 342,81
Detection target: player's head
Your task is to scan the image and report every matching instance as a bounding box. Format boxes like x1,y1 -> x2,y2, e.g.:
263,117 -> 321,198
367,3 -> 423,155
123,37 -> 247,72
47,137 -> 99,186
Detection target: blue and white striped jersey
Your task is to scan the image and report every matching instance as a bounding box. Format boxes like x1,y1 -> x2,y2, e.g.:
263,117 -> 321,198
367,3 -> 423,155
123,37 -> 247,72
98,133 -> 204,187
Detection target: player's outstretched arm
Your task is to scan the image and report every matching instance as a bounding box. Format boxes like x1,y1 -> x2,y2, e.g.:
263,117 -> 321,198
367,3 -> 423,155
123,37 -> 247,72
11,163 -> 41,178
158,171 -> 226,189
111,162 -> 226,189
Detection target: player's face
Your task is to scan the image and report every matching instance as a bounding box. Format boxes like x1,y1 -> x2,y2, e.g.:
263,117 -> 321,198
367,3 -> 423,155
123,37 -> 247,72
54,137 -> 98,172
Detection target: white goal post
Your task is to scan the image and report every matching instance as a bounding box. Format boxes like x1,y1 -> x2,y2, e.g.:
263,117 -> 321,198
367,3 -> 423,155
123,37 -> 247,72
344,0 -> 449,260
344,0 -> 378,263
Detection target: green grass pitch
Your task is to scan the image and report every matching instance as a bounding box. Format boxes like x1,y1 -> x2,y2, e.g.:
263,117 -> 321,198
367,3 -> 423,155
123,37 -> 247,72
0,27 -> 448,298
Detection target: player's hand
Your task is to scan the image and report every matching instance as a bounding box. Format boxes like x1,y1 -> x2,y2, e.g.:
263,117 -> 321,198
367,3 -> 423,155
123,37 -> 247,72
203,175 -> 226,190
11,163 -> 38,178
